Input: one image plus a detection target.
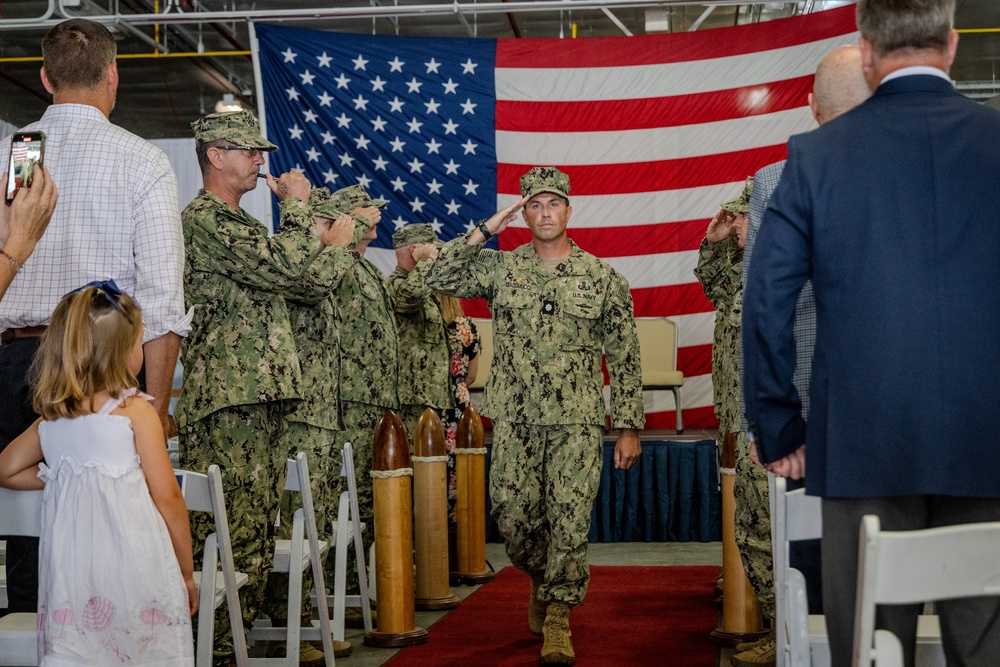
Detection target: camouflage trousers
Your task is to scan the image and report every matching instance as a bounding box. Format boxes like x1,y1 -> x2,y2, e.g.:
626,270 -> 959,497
490,421 -> 604,606
262,420 -> 344,622
334,402 -> 389,593
734,431 -> 775,620
179,403 -> 286,659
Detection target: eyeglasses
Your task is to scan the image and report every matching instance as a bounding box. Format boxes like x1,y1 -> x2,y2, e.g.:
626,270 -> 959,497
215,145 -> 262,158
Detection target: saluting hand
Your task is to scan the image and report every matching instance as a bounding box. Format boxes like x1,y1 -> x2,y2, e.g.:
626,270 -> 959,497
705,209 -> 735,245
323,214 -> 355,248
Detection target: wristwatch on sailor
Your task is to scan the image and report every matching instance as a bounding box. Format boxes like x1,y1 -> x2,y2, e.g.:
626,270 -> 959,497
475,218 -> 493,242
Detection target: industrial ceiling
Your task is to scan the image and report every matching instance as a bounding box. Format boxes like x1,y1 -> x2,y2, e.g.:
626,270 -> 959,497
1,1 -> 998,139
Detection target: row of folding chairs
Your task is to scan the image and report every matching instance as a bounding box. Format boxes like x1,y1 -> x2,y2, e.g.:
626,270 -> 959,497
770,474 -> 1000,667
0,444 -> 371,667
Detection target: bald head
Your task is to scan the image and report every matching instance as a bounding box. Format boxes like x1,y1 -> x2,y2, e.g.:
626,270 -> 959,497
809,45 -> 871,125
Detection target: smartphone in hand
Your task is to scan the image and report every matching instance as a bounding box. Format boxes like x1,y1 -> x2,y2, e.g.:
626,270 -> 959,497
5,132 -> 46,205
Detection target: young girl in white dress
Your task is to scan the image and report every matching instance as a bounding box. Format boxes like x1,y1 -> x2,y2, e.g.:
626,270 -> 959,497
0,280 -> 196,666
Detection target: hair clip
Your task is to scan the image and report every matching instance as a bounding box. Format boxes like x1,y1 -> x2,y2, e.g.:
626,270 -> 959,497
64,279 -> 123,312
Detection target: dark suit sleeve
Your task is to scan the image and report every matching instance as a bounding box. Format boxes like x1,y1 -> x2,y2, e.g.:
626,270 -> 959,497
743,140 -> 811,463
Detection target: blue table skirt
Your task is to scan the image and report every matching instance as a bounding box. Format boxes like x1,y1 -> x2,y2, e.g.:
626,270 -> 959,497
484,439 -> 721,543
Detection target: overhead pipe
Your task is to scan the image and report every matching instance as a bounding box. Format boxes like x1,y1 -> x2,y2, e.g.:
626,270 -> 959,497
0,0 -> 761,31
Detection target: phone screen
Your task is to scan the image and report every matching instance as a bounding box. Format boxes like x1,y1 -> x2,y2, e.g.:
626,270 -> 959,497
5,133 -> 45,204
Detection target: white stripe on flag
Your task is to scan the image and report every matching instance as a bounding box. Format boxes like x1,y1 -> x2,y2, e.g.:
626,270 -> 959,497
495,107 -> 815,165
495,33 -> 859,102
496,181 -> 752,228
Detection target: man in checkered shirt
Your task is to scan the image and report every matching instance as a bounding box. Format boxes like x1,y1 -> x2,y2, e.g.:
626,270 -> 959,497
0,19 -> 188,614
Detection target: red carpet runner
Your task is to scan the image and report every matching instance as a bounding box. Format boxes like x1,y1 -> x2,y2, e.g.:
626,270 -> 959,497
387,565 -> 719,666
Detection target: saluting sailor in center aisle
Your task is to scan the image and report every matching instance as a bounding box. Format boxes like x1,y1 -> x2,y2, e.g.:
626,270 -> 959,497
427,167 -> 644,667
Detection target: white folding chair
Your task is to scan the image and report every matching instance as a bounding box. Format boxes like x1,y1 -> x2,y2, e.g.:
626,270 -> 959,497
315,442 -> 373,641
248,452 -> 335,665
176,465 -> 251,667
770,473 -> 828,667
854,516 -> 998,667
0,488 -> 42,667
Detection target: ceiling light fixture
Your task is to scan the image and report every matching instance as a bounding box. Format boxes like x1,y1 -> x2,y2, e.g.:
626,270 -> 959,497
214,93 -> 243,113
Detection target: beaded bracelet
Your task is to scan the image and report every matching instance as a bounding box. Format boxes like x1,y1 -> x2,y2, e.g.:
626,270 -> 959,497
0,248 -> 22,274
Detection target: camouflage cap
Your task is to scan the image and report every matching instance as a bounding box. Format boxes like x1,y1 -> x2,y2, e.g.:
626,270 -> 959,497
190,109 -> 278,151
520,166 -> 570,202
309,187 -> 345,220
392,223 -> 441,249
721,177 -> 754,214
333,184 -> 388,210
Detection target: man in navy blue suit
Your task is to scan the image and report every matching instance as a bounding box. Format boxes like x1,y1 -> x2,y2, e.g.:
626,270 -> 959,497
743,0 -> 1000,664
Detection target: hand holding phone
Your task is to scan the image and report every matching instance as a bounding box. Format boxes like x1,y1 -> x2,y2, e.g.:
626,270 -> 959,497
5,132 -> 46,206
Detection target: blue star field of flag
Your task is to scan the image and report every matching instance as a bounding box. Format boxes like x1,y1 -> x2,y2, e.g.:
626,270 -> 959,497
256,24 -> 498,249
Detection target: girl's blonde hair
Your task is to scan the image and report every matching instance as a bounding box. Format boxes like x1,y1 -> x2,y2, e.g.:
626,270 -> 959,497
436,292 -> 465,325
31,283 -> 143,420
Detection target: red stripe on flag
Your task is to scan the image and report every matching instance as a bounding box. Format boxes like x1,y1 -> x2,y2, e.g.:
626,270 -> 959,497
495,5 -> 856,68
678,343 -> 713,379
497,144 -> 787,196
632,284 -> 713,318
496,76 -> 814,133
500,219 -> 709,258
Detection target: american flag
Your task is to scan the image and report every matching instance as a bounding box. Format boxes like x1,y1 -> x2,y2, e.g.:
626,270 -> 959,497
254,5 -> 858,430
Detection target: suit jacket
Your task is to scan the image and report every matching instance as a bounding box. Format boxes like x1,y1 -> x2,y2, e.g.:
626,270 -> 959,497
744,74 -> 1000,498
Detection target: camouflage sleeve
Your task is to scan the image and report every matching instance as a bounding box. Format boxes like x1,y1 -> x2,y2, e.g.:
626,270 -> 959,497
184,196 -> 324,292
693,236 -> 740,309
282,245 -> 360,305
385,260 -> 434,313
603,270 -> 645,430
425,234 -> 495,300
351,214 -> 371,247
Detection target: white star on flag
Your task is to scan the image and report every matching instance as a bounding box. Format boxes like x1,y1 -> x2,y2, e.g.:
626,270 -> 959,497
354,135 -> 372,150
335,113 -> 352,128
334,73 -> 351,89
317,91 -> 334,106
300,70 -> 315,85
406,118 -> 424,133
303,109 -> 318,123
426,138 -> 442,154
286,87 -> 300,101
460,99 -> 477,115
390,176 -> 407,191
288,124 -> 304,140
323,169 -> 338,184
442,119 -> 459,135
371,76 -> 387,92
317,52 -> 332,68
305,147 -> 321,162
445,199 -> 461,215
388,56 -> 405,72
371,116 -> 388,132
389,137 -> 406,152
424,99 -> 441,115
460,59 -> 477,74
321,131 -> 336,145
443,159 -> 460,175
410,197 -> 426,213
353,55 -> 369,70
425,58 -> 441,74
426,179 -> 443,194
407,157 -> 425,174
338,152 -> 355,166
282,48 -> 297,63
442,78 -> 459,94
461,139 -> 478,155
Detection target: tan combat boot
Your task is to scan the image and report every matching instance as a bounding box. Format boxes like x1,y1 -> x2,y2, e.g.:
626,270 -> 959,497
730,630 -> 776,667
539,602 -> 575,666
264,640 -> 327,666
528,575 -> 546,636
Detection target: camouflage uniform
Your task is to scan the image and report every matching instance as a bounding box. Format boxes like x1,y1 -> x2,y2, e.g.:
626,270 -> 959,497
426,167 -> 644,606
264,188 -> 363,621
692,177 -> 774,620
385,224 -> 453,436
327,185 -> 399,590
177,110 -> 343,656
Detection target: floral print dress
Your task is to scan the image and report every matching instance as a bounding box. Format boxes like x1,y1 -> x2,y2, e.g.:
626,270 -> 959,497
442,316 -> 480,520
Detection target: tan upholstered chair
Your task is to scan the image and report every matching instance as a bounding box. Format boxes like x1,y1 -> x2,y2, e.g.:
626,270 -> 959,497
635,317 -> 685,433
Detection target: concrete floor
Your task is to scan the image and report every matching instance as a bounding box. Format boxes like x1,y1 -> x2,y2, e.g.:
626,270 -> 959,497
273,540 -> 728,667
